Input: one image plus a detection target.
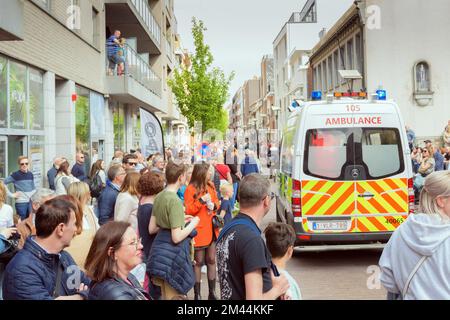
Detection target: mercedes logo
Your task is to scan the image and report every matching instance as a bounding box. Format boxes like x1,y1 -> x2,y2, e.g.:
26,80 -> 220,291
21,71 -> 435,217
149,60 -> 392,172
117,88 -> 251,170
351,168 -> 359,178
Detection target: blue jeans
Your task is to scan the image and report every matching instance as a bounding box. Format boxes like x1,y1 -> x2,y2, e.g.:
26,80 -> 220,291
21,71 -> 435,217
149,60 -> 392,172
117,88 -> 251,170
15,202 -> 31,220
230,182 -> 238,210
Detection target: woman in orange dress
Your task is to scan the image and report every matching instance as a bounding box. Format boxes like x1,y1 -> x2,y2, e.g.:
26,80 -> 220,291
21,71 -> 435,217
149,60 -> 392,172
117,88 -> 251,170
184,162 -> 220,300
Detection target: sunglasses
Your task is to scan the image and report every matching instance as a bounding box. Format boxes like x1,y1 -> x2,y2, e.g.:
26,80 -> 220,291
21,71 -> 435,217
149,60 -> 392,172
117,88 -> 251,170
20,162 -> 29,166
127,162 -> 137,166
262,192 -> 276,201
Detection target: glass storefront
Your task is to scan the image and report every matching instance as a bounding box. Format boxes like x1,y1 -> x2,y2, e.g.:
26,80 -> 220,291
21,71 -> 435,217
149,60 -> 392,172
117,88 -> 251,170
75,85 -> 91,172
9,60 -> 28,129
0,56 -> 7,128
29,68 -> 44,130
132,109 -> 141,150
113,102 -> 126,152
0,55 -> 45,187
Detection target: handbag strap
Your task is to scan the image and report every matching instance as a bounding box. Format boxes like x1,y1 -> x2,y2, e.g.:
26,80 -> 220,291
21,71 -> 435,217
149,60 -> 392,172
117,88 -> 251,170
402,256 -> 427,298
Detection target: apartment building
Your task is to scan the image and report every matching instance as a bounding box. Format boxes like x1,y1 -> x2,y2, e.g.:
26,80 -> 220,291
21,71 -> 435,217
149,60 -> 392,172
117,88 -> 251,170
309,0 -> 450,142
0,0 -> 183,188
259,55 -> 276,141
273,0 -> 354,130
242,78 -> 261,131
229,87 -> 243,131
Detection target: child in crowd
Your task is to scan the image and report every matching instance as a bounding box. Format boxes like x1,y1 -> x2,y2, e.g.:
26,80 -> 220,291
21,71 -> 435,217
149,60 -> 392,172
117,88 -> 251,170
117,38 -> 126,76
177,165 -> 193,203
218,183 -> 234,225
264,222 -> 302,300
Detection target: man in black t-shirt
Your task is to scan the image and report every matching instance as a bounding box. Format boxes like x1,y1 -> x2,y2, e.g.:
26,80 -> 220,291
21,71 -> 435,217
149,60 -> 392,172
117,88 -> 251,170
216,174 -> 289,300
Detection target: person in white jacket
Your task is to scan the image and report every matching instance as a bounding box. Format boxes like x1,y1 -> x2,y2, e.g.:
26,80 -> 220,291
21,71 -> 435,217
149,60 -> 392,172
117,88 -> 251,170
114,171 -> 140,231
379,170 -> 450,300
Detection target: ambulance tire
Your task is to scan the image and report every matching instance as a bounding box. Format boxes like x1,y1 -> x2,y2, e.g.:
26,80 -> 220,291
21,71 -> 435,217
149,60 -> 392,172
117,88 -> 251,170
275,198 -> 283,222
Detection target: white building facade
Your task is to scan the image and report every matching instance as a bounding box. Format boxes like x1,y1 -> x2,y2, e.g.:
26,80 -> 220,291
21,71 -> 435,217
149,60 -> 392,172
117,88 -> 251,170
273,0 -> 355,130
310,0 -> 450,142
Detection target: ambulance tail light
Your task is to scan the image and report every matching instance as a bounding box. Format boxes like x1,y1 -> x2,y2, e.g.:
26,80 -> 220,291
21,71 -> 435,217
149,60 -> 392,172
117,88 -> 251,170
408,178 -> 415,214
292,179 -> 302,217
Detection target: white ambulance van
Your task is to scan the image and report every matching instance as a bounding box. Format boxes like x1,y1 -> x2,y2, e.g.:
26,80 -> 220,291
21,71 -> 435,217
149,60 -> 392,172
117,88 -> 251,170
276,91 -> 414,245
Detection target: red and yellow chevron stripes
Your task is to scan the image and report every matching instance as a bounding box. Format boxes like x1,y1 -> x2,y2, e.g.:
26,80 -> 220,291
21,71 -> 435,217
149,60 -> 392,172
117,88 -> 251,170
356,215 -> 408,232
301,180 -> 355,216
356,179 -> 408,214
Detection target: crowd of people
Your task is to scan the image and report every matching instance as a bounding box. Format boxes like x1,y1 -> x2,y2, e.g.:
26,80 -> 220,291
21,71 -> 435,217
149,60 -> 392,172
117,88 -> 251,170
0,144 -> 298,301
407,123 -> 450,199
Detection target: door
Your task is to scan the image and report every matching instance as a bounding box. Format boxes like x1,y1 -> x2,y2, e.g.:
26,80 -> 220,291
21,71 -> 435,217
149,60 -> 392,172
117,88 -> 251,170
354,128 -> 408,232
3,136 -> 27,207
301,128 -> 356,233
7,136 -> 27,175
91,139 -> 105,165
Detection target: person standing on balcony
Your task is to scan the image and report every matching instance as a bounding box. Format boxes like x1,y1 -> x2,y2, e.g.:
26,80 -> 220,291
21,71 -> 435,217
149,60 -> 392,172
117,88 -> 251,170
107,30 -> 122,76
117,38 -> 127,76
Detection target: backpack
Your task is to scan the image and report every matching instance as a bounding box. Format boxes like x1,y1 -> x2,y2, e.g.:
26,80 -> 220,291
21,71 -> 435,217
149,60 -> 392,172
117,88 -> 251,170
89,173 -> 104,198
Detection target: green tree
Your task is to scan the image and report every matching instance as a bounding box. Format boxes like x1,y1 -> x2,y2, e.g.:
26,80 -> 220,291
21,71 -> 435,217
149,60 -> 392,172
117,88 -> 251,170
168,18 -> 234,134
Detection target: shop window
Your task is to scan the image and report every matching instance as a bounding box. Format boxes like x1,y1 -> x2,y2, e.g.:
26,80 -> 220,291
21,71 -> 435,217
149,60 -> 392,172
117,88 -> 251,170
29,68 -> 44,130
75,85 -> 91,170
113,103 -> 126,152
9,61 -> 27,129
0,56 -> 6,128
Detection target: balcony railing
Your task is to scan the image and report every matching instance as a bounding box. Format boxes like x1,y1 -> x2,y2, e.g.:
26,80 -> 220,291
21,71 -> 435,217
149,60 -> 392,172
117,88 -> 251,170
106,44 -> 161,97
165,37 -> 175,62
130,0 -> 161,45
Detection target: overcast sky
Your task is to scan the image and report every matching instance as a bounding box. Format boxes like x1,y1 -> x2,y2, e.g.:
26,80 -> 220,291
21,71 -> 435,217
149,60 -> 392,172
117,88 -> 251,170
174,0 -> 309,105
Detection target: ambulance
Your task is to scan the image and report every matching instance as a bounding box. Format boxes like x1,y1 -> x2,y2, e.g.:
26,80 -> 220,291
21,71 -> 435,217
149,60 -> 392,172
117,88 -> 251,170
276,90 -> 414,245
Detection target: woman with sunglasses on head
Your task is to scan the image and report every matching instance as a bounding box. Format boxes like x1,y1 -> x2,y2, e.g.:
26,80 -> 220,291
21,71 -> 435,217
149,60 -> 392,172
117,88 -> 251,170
2,156 -> 36,220
85,221 -> 149,300
114,172 -> 140,231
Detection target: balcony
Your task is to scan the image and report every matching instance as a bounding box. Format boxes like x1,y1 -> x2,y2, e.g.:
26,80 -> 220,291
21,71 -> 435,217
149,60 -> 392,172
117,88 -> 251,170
0,0 -> 24,40
165,37 -> 175,64
105,0 -> 161,54
106,44 -> 163,112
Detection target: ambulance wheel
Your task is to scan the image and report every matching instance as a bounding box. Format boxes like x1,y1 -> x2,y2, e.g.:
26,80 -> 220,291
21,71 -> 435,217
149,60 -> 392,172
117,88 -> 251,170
275,198 -> 283,222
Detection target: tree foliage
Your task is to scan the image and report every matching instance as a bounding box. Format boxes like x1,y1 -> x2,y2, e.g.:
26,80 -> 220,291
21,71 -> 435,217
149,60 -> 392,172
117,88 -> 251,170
168,18 -> 234,133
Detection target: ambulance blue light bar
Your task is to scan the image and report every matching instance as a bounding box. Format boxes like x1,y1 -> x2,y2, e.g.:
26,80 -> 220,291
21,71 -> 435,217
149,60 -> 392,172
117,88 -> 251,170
311,91 -> 322,101
376,90 -> 387,101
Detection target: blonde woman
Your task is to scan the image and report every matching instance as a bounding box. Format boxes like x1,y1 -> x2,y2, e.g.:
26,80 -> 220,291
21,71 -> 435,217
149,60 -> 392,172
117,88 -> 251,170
66,182 -> 99,268
418,146 -> 435,177
0,182 -> 14,230
379,171 -> 450,300
114,172 -> 140,231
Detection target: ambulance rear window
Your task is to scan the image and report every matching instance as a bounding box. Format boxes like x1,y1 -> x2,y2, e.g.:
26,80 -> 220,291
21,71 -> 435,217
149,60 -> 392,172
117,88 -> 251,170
304,129 -> 349,179
361,128 -> 403,178
304,128 -> 404,180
